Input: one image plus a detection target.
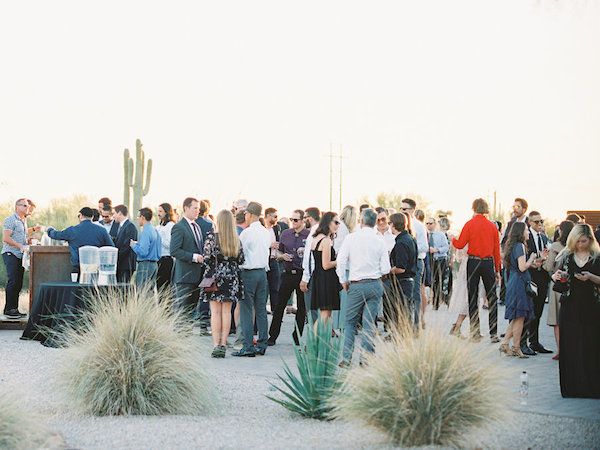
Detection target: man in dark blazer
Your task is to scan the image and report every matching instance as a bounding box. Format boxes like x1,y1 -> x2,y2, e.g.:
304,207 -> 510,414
171,197 -> 204,319
113,204 -> 138,283
46,207 -> 114,272
520,210 -> 552,356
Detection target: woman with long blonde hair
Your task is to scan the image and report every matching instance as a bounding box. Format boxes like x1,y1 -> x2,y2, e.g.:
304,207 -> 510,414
551,223 -> 600,398
203,209 -> 245,358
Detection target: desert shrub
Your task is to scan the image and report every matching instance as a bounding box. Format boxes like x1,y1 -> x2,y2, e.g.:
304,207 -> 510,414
57,284 -> 215,416
267,319 -> 343,420
0,391 -> 53,449
333,321 -> 509,447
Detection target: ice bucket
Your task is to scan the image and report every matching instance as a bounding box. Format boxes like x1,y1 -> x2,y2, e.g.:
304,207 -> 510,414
98,246 -> 118,285
79,246 -> 99,284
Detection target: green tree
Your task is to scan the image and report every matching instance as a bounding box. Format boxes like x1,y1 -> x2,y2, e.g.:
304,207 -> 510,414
360,192 -> 431,217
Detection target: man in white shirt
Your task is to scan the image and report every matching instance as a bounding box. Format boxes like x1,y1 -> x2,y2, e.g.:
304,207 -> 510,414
375,207 -> 396,253
336,208 -> 391,367
299,207 -> 321,325
233,202 -> 271,357
401,198 -> 428,327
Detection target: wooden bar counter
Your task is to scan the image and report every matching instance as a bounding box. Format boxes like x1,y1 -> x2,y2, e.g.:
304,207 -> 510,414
28,246 -> 72,311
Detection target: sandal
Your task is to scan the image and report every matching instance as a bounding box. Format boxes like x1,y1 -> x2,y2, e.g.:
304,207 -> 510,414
499,343 -> 510,355
511,346 -> 529,359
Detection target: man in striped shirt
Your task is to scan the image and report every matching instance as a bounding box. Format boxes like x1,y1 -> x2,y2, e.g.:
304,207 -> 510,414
2,199 -> 30,318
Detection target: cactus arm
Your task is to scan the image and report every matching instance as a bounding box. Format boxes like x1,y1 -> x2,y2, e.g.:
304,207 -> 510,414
142,159 -> 152,196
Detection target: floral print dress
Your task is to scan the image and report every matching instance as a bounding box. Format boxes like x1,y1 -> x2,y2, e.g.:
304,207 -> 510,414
202,232 -> 244,302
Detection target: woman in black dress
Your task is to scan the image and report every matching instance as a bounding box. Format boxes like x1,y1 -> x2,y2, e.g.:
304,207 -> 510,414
310,211 -> 341,325
203,210 -> 244,358
551,224 -> 600,398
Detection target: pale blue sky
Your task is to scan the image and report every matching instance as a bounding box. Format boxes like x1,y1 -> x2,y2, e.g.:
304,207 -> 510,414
1,0 -> 598,226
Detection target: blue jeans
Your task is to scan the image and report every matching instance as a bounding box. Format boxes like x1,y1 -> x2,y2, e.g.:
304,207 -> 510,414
240,269 -> 268,352
2,252 -> 24,313
135,260 -> 158,289
342,280 -> 384,363
411,258 -> 424,327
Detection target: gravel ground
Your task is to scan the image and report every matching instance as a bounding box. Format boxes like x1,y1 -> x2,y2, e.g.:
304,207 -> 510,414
1,291 -> 599,449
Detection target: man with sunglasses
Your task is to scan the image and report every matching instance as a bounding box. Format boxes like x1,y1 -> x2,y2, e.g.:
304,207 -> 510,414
268,209 -> 309,346
2,199 -> 32,318
521,211 -> 552,355
400,198 -> 429,327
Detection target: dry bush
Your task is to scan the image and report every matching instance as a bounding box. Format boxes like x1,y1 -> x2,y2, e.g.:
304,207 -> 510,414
57,284 -> 216,416
333,307 -> 509,447
0,391 -> 53,449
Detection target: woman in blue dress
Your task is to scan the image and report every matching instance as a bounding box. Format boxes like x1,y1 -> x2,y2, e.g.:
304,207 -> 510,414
499,222 -> 539,358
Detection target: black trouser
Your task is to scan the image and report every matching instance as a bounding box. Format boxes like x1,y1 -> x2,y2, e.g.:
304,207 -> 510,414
267,258 -> 281,310
382,277 -> 414,330
175,283 -> 201,320
117,270 -> 133,284
521,272 -> 550,347
431,257 -> 448,310
466,257 -> 498,337
499,267 -> 507,304
268,270 -> 306,345
2,253 -> 24,313
156,256 -> 174,293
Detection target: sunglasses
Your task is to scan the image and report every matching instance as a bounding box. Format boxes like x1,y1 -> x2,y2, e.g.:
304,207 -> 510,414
17,204 -> 28,207
401,207 -> 411,211
531,220 -> 544,224
377,217 -> 387,222
333,220 -> 340,225
290,218 -> 302,222
426,222 -> 435,225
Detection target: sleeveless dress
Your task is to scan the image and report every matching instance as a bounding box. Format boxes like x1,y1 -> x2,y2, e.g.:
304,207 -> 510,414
310,237 -> 341,311
504,244 -> 534,321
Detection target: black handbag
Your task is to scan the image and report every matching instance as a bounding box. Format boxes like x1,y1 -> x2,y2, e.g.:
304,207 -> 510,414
525,280 -> 538,298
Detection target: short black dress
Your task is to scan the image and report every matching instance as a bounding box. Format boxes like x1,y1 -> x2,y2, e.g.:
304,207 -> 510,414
310,237 -> 341,311
559,254 -> 600,399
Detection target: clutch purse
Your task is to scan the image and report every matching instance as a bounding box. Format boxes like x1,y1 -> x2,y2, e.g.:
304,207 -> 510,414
199,276 -> 217,293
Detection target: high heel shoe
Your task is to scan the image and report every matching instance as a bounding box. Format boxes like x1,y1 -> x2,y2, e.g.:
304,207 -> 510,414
511,346 -> 529,359
499,343 -> 510,355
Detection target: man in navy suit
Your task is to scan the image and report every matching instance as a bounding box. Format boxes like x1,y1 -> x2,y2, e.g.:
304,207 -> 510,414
194,199 -> 214,330
521,210 -> 552,356
46,207 -> 114,272
171,197 -> 205,322
113,204 -> 138,283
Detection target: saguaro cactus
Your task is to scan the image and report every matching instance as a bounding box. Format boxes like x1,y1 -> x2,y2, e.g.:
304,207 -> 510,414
123,139 -> 152,216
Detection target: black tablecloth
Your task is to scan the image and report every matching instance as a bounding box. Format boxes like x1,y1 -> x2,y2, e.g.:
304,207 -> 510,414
21,282 -> 129,347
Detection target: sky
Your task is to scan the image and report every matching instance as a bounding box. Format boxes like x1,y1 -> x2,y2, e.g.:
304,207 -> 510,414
1,0 -> 598,227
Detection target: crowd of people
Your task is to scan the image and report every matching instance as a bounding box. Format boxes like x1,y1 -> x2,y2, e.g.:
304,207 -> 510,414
2,195 -> 599,398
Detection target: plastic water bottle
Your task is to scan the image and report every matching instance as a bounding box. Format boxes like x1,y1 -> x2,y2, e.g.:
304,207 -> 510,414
519,371 -> 529,405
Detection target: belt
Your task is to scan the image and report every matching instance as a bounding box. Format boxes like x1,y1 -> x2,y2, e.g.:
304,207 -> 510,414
138,260 -> 158,263
468,256 -> 493,261
284,269 -> 302,275
243,268 -> 264,271
350,278 -> 380,284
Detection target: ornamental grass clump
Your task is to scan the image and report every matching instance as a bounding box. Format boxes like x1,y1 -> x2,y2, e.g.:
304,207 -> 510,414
57,284 -> 215,416
333,310 -> 509,447
0,391 -> 53,449
267,318 -> 343,420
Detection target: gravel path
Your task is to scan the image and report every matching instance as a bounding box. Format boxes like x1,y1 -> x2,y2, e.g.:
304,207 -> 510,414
1,296 -> 599,449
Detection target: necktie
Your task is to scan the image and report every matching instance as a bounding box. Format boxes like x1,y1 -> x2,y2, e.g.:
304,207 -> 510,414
537,234 -> 543,255
191,222 -> 202,251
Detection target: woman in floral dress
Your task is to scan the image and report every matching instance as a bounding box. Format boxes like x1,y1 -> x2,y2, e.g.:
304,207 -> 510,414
203,210 -> 244,358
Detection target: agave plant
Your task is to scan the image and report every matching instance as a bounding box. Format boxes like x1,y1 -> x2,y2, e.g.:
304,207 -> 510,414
267,319 -> 343,420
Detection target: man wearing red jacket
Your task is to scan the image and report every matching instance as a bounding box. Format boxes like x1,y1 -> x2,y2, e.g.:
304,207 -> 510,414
452,198 -> 501,342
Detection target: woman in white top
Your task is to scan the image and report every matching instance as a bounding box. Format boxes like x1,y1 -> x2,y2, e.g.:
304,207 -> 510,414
155,203 -> 175,293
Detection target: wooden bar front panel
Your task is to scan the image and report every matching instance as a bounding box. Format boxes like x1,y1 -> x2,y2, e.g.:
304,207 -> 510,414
28,246 -> 72,310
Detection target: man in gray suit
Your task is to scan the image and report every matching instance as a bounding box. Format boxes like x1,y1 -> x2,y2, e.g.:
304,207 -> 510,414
170,197 -> 205,318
